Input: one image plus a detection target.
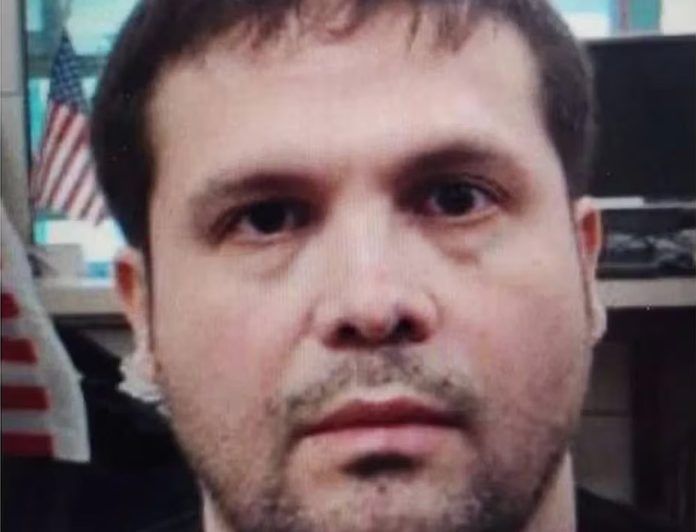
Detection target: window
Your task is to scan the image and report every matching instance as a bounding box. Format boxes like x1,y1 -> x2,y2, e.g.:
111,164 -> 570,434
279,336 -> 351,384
23,0 -> 692,278
553,0 -> 664,38
25,0 -> 136,278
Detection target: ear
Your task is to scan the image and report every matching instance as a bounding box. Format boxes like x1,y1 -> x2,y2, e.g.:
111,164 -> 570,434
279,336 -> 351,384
115,247 -> 158,382
572,197 -> 606,343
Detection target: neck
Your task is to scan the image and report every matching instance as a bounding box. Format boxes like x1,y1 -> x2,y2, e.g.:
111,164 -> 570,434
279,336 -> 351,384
202,452 -> 578,532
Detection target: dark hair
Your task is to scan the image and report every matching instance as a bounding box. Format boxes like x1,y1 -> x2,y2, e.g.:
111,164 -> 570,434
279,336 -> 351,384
91,0 -> 594,249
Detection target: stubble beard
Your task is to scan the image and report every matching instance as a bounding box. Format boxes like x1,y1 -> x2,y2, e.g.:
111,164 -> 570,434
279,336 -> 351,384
161,349 -> 585,532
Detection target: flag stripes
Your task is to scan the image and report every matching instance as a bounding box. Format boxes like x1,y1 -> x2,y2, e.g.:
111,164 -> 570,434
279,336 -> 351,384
2,385 -> 50,411
2,434 -> 54,457
1,207 -> 90,462
1,293 -> 20,318
2,362 -> 46,387
2,411 -> 54,433
1,338 -> 38,364
1,289 -> 54,458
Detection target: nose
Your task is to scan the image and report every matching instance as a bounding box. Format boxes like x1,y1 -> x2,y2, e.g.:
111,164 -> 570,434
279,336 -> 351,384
312,232 -> 438,350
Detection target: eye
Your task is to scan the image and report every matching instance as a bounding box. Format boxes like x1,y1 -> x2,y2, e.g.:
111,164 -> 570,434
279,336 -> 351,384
221,198 -> 311,240
418,179 -> 498,218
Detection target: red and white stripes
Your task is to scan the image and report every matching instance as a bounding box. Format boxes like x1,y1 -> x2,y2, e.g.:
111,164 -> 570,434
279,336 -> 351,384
31,102 -> 107,224
1,205 -> 90,462
1,290 -> 55,456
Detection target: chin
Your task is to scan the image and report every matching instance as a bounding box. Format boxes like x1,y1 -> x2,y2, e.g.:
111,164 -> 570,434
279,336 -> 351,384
296,476 -> 484,532
206,458 -> 535,532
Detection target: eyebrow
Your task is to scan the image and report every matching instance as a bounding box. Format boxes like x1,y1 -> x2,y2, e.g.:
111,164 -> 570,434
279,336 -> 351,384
394,140 -> 502,177
187,137 -> 518,237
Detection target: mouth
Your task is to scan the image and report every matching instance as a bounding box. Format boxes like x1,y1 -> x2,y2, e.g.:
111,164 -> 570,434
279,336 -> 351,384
302,397 -> 461,436
296,397 -> 463,465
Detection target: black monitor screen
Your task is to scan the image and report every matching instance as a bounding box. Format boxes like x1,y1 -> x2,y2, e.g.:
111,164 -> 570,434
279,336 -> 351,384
587,35 -> 695,200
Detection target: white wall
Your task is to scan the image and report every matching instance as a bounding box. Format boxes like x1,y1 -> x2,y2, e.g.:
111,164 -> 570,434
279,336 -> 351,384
662,0 -> 696,33
1,0 -> 31,242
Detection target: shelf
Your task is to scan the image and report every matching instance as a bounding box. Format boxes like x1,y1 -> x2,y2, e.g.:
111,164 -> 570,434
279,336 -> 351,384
37,277 -> 120,319
592,196 -> 696,210
36,276 -> 696,319
598,278 -> 696,309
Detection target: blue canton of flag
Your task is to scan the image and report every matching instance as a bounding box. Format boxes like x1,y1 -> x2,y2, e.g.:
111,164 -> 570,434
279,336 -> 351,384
48,32 -> 88,112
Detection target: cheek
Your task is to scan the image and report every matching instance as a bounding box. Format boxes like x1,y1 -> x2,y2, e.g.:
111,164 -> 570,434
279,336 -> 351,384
437,272 -> 592,486
482,289 -> 589,407
150,269 -> 306,443
480,225 -> 591,407
438,243 -> 592,434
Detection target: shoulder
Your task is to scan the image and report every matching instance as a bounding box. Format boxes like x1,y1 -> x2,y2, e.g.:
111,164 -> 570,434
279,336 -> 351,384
576,488 -> 682,532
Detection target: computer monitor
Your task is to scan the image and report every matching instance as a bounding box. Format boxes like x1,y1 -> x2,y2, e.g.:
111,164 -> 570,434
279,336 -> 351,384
587,34 -> 696,200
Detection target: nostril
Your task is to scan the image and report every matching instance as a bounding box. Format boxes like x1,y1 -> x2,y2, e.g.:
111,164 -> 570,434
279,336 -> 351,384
336,323 -> 360,345
331,317 -> 423,348
392,318 -> 423,344
391,319 -> 409,342
318,288 -> 438,348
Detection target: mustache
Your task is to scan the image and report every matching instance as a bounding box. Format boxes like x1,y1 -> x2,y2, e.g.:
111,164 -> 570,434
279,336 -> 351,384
277,348 -> 482,436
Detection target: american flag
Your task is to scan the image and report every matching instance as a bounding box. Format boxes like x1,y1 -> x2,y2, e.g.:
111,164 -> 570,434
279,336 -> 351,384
30,30 -> 108,225
1,205 -> 89,462
1,290 -> 55,457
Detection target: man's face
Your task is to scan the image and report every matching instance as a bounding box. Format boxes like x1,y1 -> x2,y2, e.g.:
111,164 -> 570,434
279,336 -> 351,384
126,11 -> 603,532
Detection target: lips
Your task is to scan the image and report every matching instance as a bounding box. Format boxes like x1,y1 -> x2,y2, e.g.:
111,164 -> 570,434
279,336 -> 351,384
300,398 -> 461,437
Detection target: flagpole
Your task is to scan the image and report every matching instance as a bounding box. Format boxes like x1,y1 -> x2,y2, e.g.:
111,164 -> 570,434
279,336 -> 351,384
59,0 -> 72,29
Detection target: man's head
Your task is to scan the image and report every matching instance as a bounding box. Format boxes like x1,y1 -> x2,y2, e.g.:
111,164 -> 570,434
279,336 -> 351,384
94,1 -> 606,531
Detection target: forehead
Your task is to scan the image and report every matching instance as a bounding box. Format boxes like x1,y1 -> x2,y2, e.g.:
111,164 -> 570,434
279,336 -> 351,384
148,11 -> 552,193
